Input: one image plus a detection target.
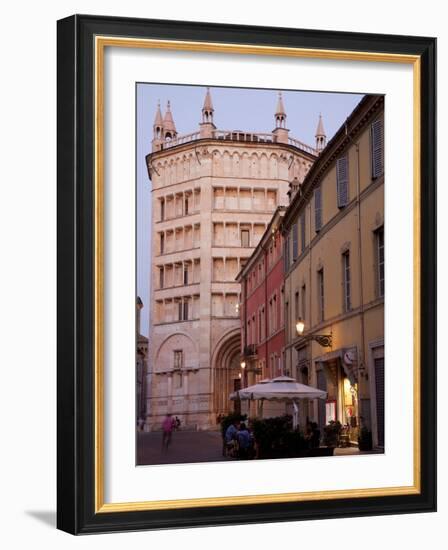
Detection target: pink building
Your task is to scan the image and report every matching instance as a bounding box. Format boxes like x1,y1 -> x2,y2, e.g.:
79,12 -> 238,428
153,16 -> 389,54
237,207 -> 286,388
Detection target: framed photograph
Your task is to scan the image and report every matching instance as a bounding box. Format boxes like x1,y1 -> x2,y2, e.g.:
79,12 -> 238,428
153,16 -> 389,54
57,14 -> 436,534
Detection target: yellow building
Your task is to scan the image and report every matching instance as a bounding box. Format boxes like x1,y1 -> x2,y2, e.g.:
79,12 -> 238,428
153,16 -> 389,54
282,95 -> 384,448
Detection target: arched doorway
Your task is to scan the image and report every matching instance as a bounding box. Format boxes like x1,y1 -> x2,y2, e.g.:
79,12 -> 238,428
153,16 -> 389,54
212,330 -> 242,419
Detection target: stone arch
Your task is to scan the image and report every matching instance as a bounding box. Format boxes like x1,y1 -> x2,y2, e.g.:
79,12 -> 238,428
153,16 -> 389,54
187,152 -> 195,178
289,158 -> 298,180
222,150 -> 232,176
174,157 -> 182,182
155,332 -> 198,372
162,160 -> 169,183
212,149 -> 222,176
250,152 -> 259,178
241,152 -> 250,177
211,328 -> 242,416
182,154 -> 189,180
168,159 -> 175,186
232,151 -> 240,176
278,153 -> 288,179
156,161 -> 164,179
260,153 -> 269,178
269,153 -> 278,178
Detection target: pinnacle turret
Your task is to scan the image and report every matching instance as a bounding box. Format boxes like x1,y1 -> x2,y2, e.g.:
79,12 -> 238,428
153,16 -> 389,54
275,92 -> 287,128
202,87 -> 214,122
153,100 -> 163,140
163,100 -> 177,140
315,113 -> 327,153
199,87 -> 216,138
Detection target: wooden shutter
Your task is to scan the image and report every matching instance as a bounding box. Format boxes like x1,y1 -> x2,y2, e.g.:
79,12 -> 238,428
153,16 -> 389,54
292,223 -> 298,261
336,156 -> 349,207
371,119 -> 384,178
314,185 -> 322,231
300,213 -> 306,252
283,235 -> 289,271
374,357 -> 385,447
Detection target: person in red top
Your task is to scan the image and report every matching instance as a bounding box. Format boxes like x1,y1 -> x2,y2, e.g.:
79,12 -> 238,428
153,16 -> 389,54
161,413 -> 175,451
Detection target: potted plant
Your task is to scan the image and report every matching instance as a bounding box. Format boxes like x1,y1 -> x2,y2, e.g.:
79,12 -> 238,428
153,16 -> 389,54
358,426 -> 373,451
252,415 -> 293,458
323,420 -> 342,448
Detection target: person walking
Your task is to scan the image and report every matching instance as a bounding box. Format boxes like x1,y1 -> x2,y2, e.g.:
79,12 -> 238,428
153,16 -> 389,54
161,413 -> 175,451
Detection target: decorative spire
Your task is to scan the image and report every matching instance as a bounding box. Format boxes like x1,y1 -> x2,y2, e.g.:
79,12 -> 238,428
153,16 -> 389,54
163,100 -> 177,139
202,87 -> 214,124
151,100 -> 164,149
275,92 -> 286,128
315,113 -> 327,153
153,100 -> 163,126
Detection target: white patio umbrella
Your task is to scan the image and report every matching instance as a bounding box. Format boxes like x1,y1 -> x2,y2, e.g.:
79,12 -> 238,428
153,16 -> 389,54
230,376 -> 327,428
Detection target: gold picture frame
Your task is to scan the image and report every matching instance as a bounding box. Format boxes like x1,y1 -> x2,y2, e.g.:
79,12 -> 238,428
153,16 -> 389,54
57,15 -> 436,534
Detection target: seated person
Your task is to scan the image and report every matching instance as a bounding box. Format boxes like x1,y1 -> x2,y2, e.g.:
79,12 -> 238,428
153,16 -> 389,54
224,420 -> 240,457
236,423 -> 252,459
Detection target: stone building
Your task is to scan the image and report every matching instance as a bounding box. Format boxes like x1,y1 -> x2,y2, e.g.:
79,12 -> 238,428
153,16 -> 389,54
145,88 -> 317,430
282,94 -> 384,448
136,297 -> 149,428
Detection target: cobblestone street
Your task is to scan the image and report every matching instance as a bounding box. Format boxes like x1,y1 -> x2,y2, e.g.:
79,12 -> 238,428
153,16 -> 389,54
136,429 -> 366,466
137,430 -> 226,465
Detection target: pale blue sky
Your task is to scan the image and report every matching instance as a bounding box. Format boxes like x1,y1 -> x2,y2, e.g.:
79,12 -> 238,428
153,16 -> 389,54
137,84 -> 364,336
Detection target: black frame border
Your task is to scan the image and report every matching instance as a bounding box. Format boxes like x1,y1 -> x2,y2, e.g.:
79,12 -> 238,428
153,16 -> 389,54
57,14 -> 436,535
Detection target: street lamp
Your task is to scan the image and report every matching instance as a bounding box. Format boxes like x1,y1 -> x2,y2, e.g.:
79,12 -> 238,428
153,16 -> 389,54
240,360 -> 247,388
296,318 -> 305,335
295,318 -> 333,348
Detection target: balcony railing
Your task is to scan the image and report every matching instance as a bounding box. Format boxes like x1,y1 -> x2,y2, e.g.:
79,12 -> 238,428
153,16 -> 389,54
162,131 -> 201,150
288,137 -> 318,156
243,344 -> 257,357
156,129 -> 317,155
214,130 -> 275,143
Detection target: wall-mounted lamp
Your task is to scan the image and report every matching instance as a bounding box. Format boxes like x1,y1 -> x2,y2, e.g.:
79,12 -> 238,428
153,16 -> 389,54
296,318 -> 305,335
295,318 -> 332,348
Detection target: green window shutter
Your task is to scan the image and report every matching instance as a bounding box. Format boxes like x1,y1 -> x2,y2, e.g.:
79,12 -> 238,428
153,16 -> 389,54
336,156 -> 349,207
314,185 -> 322,231
300,213 -> 306,253
371,119 -> 384,179
292,223 -> 298,261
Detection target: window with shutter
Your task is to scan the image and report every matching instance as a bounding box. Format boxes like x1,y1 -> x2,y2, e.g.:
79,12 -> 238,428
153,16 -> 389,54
292,223 -> 298,261
317,268 -> 325,322
376,226 -> 384,297
283,236 -> 288,271
301,284 -> 306,323
374,356 -> 385,447
294,291 -> 299,321
336,156 -> 349,208
300,213 -> 306,252
314,186 -> 322,232
371,119 -> 384,179
342,251 -> 351,312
